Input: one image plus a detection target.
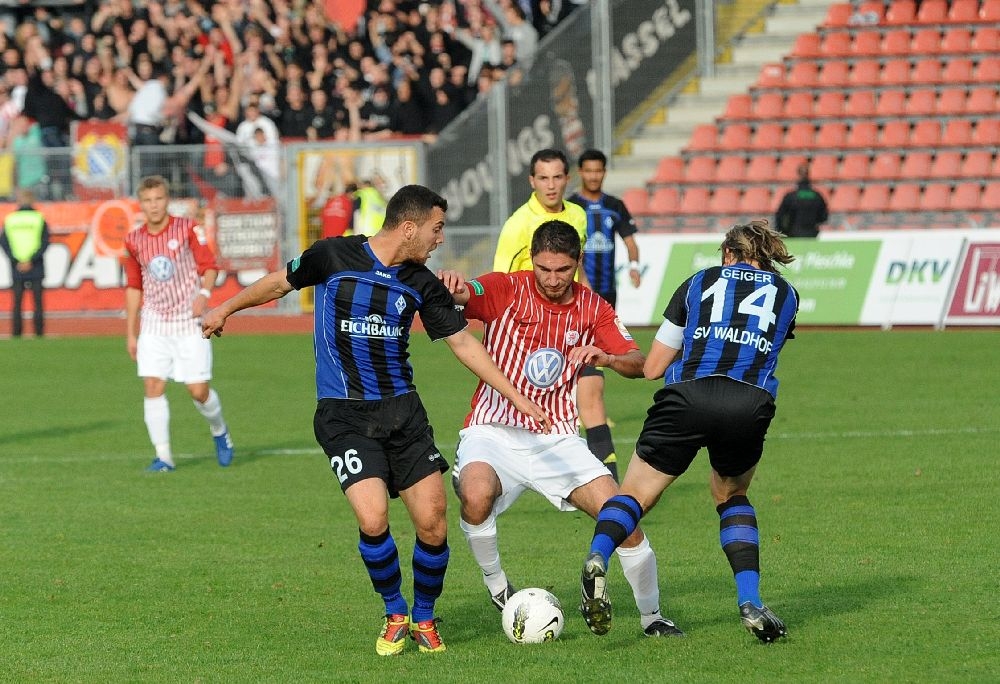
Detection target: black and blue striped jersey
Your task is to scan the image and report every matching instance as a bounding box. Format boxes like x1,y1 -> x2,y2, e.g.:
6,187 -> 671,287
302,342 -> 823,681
568,192 -> 637,300
285,235 -> 467,400
661,264 -> 798,398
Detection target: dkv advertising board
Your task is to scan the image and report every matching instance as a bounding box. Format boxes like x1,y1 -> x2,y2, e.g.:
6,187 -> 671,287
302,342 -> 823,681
615,230 -> 1000,328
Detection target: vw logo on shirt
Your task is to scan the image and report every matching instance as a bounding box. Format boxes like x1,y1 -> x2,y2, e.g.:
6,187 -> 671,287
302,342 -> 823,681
148,255 -> 175,282
524,348 -> 565,389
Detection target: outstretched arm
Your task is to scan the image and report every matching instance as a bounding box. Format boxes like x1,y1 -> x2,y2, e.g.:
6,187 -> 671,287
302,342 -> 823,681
568,346 -> 645,378
444,330 -> 551,432
202,269 -> 293,338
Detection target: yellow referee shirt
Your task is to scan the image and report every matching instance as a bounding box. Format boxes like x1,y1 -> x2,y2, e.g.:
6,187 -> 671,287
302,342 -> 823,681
493,192 -> 588,273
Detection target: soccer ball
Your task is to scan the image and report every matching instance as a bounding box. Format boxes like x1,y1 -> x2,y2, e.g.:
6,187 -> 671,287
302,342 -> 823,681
501,588 -> 565,644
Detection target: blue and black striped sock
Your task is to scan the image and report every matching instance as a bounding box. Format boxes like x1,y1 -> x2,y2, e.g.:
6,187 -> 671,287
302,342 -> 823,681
718,495 -> 762,608
590,494 -> 643,564
358,528 -> 408,617
411,537 -> 449,623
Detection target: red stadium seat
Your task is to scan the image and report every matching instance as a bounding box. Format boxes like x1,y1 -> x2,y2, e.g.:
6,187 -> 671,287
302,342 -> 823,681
880,120 -> 911,148
746,155 -> 778,182
792,33 -> 822,58
783,92 -> 814,118
916,0 -> 947,23
946,0 -> 979,23
785,122 -> 816,150
950,182 -> 982,211
936,85 -> 968,114
824,3 -> 853,27
889,183 -> 922,211
821,31 -> 853,57
852,30 -> 882,57
966,87 -> 999,115
929,151 -> 963,178
621,188 -> 650,215
959,150 -> 993,178
970,26 -> 1000,51
775,154 -> 809,182
974,56 -> 1000,82
940,28 -> 973,53
911,28 -> 942,54
845,121 -> 880,148
941,120 -> 973,147
818,61 -> 851,87
808,153 -> 841,182
906,88 -> 937,116
885,0 -> 916,25
648,187 -> 682,214
881,59 -> 912,86
911,58 -> 943,85
839,153 -> 871,181
752,123 -> 785,150
921,183 -> 952,211
719,123 -> 753,150
979,1 -> 1000,22
654,156 -> 685,183
685,156 -> 717,183
850,60 -> 882,87
715,155 -> 747,183
755,63 -> 786,88
708,187 -> 742,215
815,121 -> 848,149
815,91 -> 845,117
983,182 -> 1000,211
900,152 -> 934,179
858,184 -> 892,211
941,58 -> 975,83
971,119 -> 1000,145
724,94 -> 753,120
870,152 -> 903,180
845,90 -> 877,117
787,61 -> 820,88
752,92 -> 785,119
830,184 -> 862,212
740,186 -> 774,215
881,30 -> 913,56
677,187 -> 711,214
686,124 -> 719,151
911,120 -> 942,147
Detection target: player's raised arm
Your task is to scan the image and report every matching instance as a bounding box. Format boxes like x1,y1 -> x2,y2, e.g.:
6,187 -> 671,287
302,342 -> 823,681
202,269 -> 294,337
443,329 -> 552,433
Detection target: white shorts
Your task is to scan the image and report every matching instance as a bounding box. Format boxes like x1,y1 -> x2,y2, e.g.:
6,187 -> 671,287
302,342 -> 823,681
455,424 -> 610,514
137,332 -> 213,384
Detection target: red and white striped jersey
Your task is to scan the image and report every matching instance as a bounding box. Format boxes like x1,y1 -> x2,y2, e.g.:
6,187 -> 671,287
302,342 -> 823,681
462,271 -> 638,434
122,216 -> 217,336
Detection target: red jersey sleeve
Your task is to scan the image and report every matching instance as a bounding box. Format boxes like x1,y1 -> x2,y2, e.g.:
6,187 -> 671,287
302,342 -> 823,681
187,220 -> 219,275
122,231 -> 143,290
462,272 -> 513,323
590,292 -> 639,355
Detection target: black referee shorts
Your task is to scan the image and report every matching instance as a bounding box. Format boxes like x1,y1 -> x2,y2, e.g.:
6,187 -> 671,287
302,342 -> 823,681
635,376 -> 776,478
314,392 -> 448,497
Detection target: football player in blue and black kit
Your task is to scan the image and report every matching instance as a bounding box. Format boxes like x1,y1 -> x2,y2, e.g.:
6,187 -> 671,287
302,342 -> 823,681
568,149 -> 642,483
579,220 -> 797,643
202,185 -> 549,656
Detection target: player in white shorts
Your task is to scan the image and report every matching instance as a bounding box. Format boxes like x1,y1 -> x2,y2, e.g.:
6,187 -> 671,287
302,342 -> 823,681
442,220 -> 683,637
123,175 -> 234,472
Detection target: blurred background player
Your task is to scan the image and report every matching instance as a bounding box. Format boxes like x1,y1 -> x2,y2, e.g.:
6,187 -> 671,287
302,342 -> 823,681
321,182 -> 357,239
122,175 -> 234,472
568,149 -> 642,481
580,220 -> 797,643
775,162 -> 829,238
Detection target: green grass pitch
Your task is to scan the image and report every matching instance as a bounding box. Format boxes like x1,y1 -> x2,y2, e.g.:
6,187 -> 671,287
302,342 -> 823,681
1,328 -> 997,682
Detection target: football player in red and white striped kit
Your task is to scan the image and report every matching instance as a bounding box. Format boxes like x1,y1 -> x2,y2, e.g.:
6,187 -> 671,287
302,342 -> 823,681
439,220 -> 683,638
123,175 -> 234,472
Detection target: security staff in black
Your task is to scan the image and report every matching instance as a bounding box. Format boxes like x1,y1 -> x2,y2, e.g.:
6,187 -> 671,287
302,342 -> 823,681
1,188 -> 49,337
775,162 -> 828,238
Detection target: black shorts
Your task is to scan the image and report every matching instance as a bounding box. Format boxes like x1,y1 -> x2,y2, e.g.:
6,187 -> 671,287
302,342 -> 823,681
635,376 -> 776,478
313,392 -> 448,497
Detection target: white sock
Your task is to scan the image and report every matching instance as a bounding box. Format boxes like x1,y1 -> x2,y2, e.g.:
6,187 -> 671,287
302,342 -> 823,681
144,395 -> 173,466
460,514 -> 508,595
616,536 -> 663,628
193,388 -> 227,436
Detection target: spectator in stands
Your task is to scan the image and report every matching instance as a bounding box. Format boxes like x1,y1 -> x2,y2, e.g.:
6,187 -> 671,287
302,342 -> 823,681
307,88 -> 340,141
533,0 -> 575,38
235,97 -> 279,147
7,113 -> 48,200
390,78 -> 427,137
775,162 -> 829,238
357,84 -> 395,140
278,82 -> 313,138
453,21 -> 501,87
491,1 -> 538,70
124,59 -> 170,146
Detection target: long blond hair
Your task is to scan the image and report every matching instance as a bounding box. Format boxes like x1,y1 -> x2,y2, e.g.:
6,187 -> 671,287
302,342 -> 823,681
721,219 -> 795,274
